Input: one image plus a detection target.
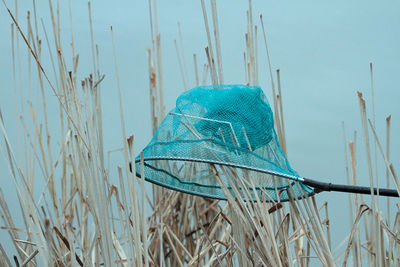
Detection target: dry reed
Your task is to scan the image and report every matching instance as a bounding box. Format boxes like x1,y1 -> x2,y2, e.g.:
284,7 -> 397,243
0,0 -> 399,266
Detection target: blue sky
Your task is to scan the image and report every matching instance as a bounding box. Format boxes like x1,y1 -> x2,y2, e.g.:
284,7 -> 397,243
0,0 -> 399,257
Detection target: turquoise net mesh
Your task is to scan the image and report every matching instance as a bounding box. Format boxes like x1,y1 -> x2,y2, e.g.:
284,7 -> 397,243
135,84 -> 313,201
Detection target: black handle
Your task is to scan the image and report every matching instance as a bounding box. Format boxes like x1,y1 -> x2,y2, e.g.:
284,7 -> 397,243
303,178 -> 399,197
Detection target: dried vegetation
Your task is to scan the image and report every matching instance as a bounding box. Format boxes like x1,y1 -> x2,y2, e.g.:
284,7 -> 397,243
0,0 -> 399,266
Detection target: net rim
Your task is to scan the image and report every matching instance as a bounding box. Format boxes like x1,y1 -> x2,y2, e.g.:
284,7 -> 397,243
133,156 -> 313,202
135,156 -> 303,181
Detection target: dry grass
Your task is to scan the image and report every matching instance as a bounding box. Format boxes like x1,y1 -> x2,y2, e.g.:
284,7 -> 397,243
0,0 -> 399,266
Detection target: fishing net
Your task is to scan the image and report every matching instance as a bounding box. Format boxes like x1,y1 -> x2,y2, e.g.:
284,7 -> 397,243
135,84 -> 313,201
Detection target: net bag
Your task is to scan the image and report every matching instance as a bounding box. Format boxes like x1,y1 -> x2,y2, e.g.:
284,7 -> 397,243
135,84 -> 313,201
